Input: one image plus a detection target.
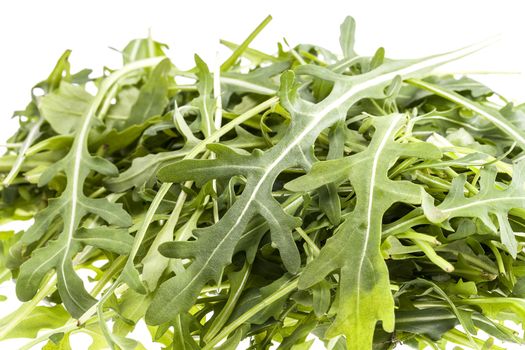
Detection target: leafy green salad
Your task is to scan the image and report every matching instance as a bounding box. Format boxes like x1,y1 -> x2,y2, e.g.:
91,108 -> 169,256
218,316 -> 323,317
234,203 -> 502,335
1,15 -> 525,350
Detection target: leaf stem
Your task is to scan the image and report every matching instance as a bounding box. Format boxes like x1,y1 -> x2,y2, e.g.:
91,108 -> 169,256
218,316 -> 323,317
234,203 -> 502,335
296,227 -> 321,257
203,263 -> 251,342
18,310 -> 115,350
221,15 -> 272,71
90,256 -> 127,297
78,278 -> 119,325
203,277 -> 298,349
2,116 -> 44,187
77,96 -> 279,329
413,239 -> 454,273
407,78 -> 525,149
0,273 -> 57,339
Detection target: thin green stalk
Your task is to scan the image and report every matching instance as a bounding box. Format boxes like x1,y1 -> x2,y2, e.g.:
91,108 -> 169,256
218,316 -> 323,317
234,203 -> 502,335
97,81 -> 120,120
389,157 -> 419,178
370,98 -> 387,115
284,38 -> 306,65
0,273 -> 57,339
78,279 -> 119,325
487,241 -> 505,276
19,310 -> 115,350
90,256 -> 127,297
407,78 -> 525,149
2,116 -> 44,186
220,39 -> 279,63
201,283 -> 231,294
296,227 -> 321,257
168,84 -> 198,92
0,143 -> 22,148
443,167 -> 478,195
76,96 -> 279,327
203,263 -> 251,342
97,303 -> 116,350
19,321 -> 77,350
442,328 -> 504,350
221,15 -> 272,71
437,246 -> 499,275
413,239 -> 454,273
259,302 -> 299,348
203,278 -> 298,349
0,269 -> 10,281
396,230 -> 440,245
212,52 -> 223,223
415,171 -> 452,191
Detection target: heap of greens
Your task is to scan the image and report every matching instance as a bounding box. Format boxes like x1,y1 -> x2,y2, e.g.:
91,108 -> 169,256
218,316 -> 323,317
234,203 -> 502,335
1,15 -> 525,350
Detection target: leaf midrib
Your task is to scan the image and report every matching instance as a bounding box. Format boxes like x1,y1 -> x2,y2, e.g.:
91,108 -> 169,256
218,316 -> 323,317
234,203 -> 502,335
59,91 -> 98,310
354,117 -> 400,319
441,196 -> 525,213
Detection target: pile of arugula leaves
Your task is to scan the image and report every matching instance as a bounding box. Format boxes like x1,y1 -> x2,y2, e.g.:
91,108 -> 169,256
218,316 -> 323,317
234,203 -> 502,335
1,15 -> 525,350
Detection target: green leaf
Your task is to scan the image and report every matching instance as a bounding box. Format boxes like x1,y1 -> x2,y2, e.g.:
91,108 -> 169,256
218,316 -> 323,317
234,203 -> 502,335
43,333 -> 71,350
339,16 -> 357,58
395,308 -> 458,340
220,39 -> 280,65
203,263 -> 251,342
422,163 -> 525,257
113,289 -> 152,337
513,277 -> 525,297
13,59 -> 164,318
122,37 -> 167,64
0,305 -> 69,340
292,115 -> 440,349
106,149 -> 186,192
75,227 -> 134,255
39,82 -> 94,135
126,59 -> 170,126
408,78 -> 525,150
172,314 -> 200,350
192,54 -> 216,137
3,49 -> 85,194
227,275 -> 295,325
221,61 -> 289,97
460,297 -> 525,327
90,117 -> 159,154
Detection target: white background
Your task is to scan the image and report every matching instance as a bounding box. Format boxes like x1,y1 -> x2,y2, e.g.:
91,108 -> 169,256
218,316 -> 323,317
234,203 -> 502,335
0,0 -> 524,349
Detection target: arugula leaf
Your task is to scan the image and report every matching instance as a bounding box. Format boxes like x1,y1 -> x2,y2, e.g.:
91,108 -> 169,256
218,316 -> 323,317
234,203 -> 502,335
0,305 -> 69,340
423,162 -> 525,257
15,57 -> 164,318
288,115 -> 441,349
126,59 -> 171,127
16,108 -> 131,317
408,78 -> 525,149
40,82 -> 94,135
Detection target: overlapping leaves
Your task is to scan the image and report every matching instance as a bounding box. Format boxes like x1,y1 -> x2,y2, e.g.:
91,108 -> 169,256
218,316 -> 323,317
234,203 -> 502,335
15,77 -> 133,318
147,31 -> 477,326
423,162 -> 525,257
1,14 -> 525,350
287,115 -> 441,349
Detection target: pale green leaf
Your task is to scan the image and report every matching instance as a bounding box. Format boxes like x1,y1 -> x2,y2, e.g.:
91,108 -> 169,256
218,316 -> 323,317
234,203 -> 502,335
126,59 -> 171,126
422,163 -> 525,257
39,82 -> 93,135
0,305 -> 69,340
